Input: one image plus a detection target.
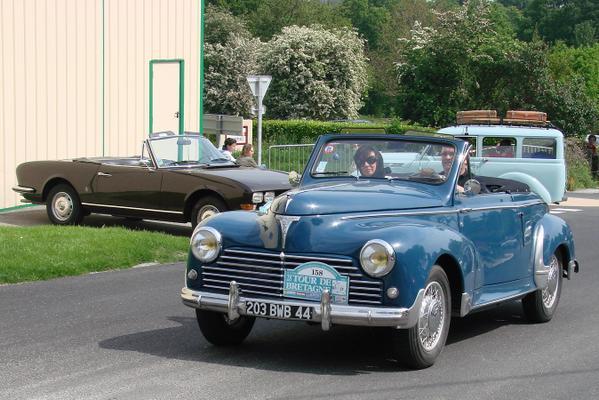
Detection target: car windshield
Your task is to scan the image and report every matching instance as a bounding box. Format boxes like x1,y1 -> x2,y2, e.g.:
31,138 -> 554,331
311,138 -> 457,184
149,135 -> 231,167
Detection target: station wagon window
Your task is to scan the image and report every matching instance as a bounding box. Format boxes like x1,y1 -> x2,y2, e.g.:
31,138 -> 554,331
482,137 -> 515,158
311,138 -> 456,185
522,138 -> 556,159
456,136 -> 477,156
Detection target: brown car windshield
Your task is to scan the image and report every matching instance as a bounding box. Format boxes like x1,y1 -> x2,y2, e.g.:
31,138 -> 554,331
149,136 -> 230,167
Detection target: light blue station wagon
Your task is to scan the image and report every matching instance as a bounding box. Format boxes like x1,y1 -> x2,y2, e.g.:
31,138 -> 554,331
181,133 -> 578,369
438,117 -> 567,203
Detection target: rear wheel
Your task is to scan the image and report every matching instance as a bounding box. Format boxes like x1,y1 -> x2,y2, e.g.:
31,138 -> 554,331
46,184 -> 84,225
391,266 -> 451,369
191,196 -> 227,229
522,253 -> 563,323
195,310 -> 255,345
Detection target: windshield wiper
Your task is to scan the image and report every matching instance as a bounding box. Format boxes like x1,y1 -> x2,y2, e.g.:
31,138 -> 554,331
209,157 -> 232,162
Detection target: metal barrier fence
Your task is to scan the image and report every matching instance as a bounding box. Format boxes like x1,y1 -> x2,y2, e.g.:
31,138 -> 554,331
267,144 -> 315,173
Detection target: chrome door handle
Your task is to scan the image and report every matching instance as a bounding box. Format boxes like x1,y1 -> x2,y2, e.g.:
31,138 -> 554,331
97,172 -> 112,177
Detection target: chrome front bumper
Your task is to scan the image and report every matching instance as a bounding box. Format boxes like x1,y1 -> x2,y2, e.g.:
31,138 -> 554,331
181,282 -> 424,331
12,185 -> 35,194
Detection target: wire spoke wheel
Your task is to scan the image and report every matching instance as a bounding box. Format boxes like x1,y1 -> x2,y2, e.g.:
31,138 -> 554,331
418,281 -> 446,351
542,255 -> 560,309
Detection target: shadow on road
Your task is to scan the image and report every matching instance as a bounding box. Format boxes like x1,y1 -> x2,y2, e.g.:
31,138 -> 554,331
99,301 -> 529,375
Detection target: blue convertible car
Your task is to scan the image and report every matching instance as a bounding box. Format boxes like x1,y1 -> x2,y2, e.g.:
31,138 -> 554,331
181,134 -> 579,369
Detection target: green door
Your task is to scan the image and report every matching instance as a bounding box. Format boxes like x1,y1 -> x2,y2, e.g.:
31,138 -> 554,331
149,59 -> 184,136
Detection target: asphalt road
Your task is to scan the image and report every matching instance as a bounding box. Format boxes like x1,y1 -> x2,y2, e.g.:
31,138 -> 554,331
1,198 -> 598,400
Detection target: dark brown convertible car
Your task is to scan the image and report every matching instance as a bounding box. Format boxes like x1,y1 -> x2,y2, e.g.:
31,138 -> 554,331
13,133 -> 290,227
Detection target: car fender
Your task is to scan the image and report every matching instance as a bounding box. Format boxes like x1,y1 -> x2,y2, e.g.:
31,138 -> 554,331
533,214 -> 576,288
497,172 -> 551,204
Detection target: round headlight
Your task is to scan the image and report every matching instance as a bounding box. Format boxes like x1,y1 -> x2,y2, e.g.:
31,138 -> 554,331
359,239 -> 395,277
190,227 -> 222,263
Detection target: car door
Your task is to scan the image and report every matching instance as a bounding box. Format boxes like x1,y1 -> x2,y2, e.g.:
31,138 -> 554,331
455,193 -> 527,287
89,163 -> 163,210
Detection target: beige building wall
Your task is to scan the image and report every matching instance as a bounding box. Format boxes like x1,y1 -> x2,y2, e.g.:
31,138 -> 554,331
0,0 -> 202,210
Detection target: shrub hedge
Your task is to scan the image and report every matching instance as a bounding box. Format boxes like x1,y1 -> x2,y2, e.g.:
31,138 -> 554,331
253,119 -> 434,146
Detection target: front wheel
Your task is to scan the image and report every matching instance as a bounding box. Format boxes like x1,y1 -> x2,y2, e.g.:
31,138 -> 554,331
195,310 -> 255,346
191,196 -> 227,229
391,266 -> 451,369
522,253 -> 563,323
46,184 -> 85,225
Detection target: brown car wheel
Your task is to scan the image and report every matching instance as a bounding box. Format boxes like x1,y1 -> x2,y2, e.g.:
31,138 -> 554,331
46,184 -> 85,225
191,196 -> 227,229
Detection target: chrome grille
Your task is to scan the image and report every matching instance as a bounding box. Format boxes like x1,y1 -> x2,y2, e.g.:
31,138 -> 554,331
200,248 -> 383,305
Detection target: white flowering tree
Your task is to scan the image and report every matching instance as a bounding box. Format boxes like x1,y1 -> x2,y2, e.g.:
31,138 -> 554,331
260,25 -> 368,120
203,6 -> 262,116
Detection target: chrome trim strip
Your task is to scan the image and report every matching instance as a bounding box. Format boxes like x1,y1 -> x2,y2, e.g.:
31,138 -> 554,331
182,286 -> 424,329
470,289 -> 537,311
340,200 -> 544,220
80,202 -> 184,214
225,249 -> 354,264
341,209 -> 458,220
460,292 -> 472,317
533,224 -> 550,289
12,185 -> 35,193
461,200 -> 545,213
202,266 -> 282,278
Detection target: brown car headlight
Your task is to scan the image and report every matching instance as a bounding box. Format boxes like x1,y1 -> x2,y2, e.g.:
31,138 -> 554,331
190,227 -> 222,263
359,239 -> 395,277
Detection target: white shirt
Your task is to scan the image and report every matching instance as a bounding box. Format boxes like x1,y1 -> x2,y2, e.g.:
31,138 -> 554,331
221,149 -> 236,162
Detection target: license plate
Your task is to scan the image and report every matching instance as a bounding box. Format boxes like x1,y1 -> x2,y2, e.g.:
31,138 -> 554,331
245,301 -> 313,321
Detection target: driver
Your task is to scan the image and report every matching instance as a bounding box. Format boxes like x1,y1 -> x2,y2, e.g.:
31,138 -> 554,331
440,145 -> 469,193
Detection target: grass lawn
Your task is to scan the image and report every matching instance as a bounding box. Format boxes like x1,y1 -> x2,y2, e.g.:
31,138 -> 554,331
0,226 -> 189,284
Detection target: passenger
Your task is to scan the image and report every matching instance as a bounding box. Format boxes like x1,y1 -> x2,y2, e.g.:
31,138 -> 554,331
496,139 -> 514,157
221,138 -> 237,162
237,143 -> 258,167
353,145 -> 385,178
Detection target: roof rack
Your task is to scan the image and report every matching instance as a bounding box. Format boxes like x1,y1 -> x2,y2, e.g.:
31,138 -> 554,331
455,110 -> 551,127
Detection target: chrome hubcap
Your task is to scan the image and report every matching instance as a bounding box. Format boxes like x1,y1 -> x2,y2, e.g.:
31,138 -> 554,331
542,255 -> 559,308
418,281 -> 446,351
52,192 -> 73,221
197,205 -> 219,223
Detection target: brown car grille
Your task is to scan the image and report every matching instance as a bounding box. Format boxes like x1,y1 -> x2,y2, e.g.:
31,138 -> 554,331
200,248 -> 383,305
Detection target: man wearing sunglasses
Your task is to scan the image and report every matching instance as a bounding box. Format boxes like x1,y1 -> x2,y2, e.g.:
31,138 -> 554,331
353,145 -> 385,178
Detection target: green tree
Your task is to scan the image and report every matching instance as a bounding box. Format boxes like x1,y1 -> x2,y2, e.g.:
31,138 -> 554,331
203,6 -> 262,116
247,0 -> 350,41
395,0 -> 599,134
340,0 -> 391,51
260,25 -> 368,120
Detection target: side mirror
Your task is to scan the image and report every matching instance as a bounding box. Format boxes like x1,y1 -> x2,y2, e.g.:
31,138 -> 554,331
464,179 -> 481,196
289,171 -> 301,187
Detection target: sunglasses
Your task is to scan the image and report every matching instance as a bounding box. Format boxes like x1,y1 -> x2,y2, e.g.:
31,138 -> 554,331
361,156 -> 377,165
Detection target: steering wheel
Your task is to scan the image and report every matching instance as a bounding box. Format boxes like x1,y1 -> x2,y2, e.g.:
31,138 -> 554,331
409,168 -> 444,182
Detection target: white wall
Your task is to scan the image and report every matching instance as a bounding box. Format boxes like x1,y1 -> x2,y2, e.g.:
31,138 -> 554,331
0,0 -> 202,209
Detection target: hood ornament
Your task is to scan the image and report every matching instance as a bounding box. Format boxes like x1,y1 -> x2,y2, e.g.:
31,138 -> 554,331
275,214 -> 300,249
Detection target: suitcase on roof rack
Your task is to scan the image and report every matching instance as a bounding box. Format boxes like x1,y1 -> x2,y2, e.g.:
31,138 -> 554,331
456,110 -> 500,124
504,110 -> 547,124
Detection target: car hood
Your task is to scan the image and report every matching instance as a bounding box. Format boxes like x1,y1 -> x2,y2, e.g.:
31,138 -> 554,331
271,181 -> 446,216
176,167 -> 291,191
